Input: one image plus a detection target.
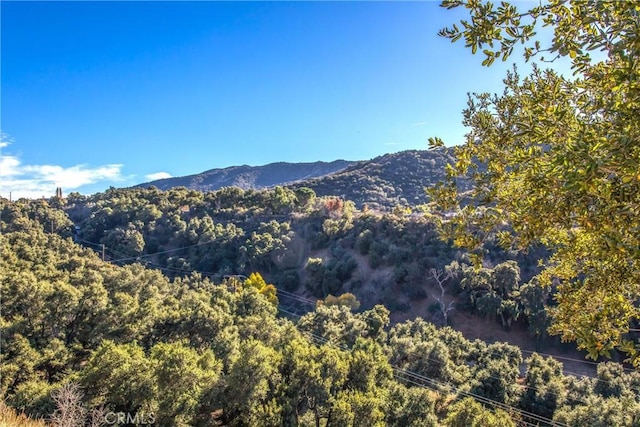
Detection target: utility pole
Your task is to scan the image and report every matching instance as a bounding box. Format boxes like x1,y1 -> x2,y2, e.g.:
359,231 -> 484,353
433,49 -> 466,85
102,244 -> 105,261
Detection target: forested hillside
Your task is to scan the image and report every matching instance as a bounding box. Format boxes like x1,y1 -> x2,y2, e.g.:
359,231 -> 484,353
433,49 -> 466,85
288,149 -> 473,210
60,186 -> 550,335
4,0 -> 640,425
2,196 -> 640,426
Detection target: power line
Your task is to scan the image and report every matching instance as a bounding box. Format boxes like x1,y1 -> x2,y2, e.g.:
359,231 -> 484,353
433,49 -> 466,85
284,303 -> 638,420
111,235 -> 241,263
392,364 -> 564,427
84,232 -> 640,396
278,306 -> 561,427
74,229 -> 639,396
94,227 -> 635,376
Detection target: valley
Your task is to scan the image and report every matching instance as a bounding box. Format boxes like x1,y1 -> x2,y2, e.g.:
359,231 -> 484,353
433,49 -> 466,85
2,155 -> 638,425
4,0 -> 640,425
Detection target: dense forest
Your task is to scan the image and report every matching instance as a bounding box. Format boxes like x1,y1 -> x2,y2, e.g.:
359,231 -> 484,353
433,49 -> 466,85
4,0 -> 640,425
2,191 -> 639,426
60,185 -> 549,337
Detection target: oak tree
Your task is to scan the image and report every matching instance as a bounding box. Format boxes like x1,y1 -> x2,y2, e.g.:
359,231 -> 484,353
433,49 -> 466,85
431,0 -> 640,364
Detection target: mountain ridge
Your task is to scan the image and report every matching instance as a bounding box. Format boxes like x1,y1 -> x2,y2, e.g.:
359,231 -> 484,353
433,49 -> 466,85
135,148 -> 464,210
135,159 -> 356,192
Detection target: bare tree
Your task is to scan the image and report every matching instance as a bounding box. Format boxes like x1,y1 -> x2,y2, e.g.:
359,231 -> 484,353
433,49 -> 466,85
87,405 -> 108,427
50,382 -> 87,427
430,268 -> 456,326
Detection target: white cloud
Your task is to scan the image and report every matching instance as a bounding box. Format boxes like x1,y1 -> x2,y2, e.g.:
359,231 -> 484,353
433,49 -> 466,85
384,141 -> 401,146
0,155 -> 21,177
0,153 -> 123,199
0,132 -> 12,148
411,121 -> 428,127
145,171 -> 172,181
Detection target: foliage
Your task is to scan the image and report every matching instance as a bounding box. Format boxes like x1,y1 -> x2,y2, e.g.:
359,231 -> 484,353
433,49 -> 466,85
318,293 -> 361,311
16,185 -> 548,336
304,253 -> 358,298
553,395 -> 640,427
431,0 -> 640,364
2,186 -> 639,425
519,353 -> 566,419
459,261 -> 523,330
444,397 -> 515,427
243,272 -> 278,306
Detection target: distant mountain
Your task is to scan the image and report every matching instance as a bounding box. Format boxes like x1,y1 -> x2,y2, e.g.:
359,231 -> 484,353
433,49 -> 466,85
136,148 -> 467,210
136,160 -> 355,192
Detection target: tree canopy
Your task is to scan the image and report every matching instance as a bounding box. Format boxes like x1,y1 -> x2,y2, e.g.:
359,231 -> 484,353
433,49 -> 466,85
430,0 -> 640,365
3,187 -> 640,425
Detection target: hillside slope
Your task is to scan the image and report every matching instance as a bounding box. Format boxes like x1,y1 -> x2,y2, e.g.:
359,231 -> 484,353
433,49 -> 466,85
288,148 -> 468,209
136,159 -> 355,191
4,195 -> 637,427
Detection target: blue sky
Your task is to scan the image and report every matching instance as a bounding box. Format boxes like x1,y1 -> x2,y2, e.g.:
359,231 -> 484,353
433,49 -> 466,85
1,1 -> 567,198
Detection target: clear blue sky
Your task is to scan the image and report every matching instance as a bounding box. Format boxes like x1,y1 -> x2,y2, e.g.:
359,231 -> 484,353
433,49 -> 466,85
1,0 -> 564,198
